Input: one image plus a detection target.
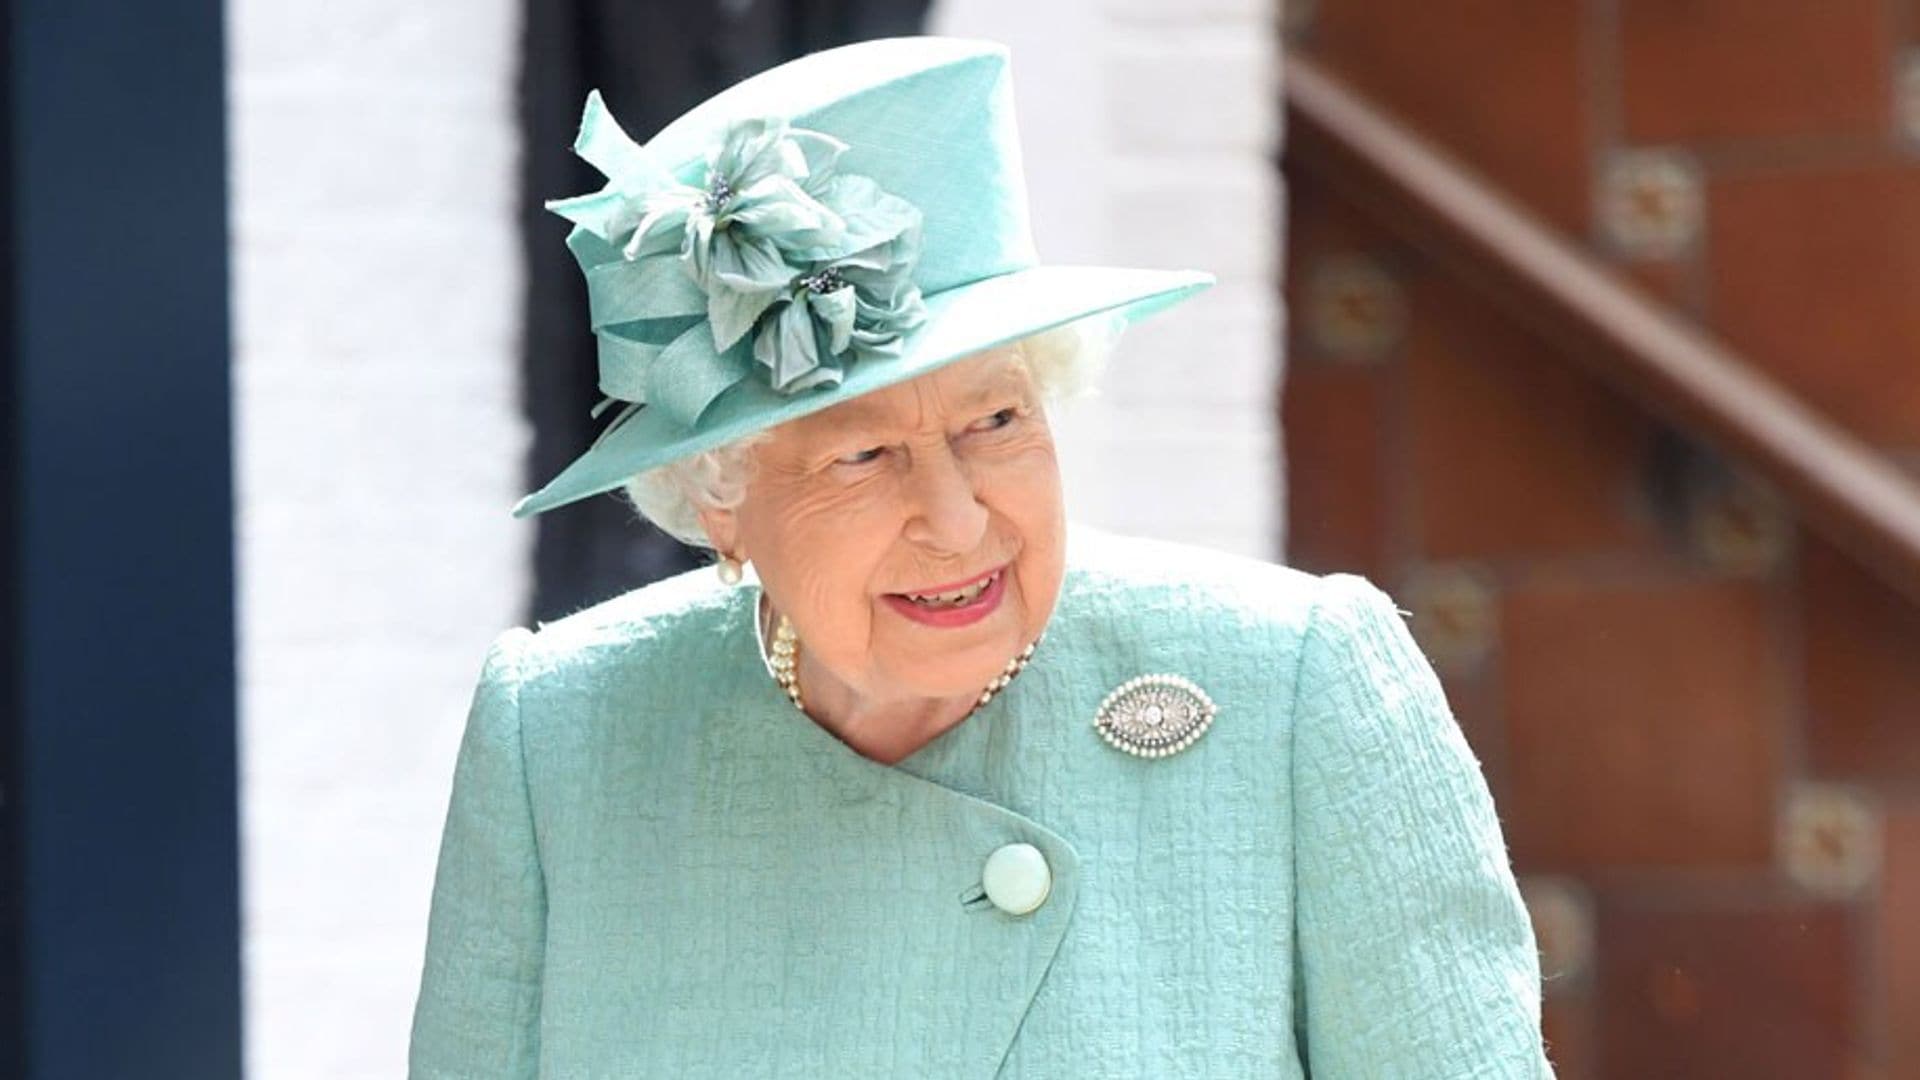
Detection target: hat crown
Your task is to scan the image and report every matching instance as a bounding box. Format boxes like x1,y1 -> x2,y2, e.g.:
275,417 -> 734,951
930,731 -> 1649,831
642,37 -> 1037,294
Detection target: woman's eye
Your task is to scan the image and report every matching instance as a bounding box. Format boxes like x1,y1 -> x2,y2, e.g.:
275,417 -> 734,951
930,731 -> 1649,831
834,446 -> 886,466
969,407 -> 1020,433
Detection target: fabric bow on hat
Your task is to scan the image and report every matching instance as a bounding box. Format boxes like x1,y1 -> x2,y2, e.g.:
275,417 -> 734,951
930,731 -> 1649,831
545,91 -> 929,430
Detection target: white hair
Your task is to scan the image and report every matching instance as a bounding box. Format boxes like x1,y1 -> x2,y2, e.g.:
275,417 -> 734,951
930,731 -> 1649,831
621,314 -> 1123,548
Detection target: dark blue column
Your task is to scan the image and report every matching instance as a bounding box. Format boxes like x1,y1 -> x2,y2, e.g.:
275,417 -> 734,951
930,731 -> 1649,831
6,0 -> 240,1076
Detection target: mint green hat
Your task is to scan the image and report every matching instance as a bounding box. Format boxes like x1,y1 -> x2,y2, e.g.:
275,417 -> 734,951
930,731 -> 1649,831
513,35 -> 1214,518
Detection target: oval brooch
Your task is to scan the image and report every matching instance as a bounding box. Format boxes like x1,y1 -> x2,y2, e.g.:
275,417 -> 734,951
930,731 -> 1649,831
1093,674 -> 1217,758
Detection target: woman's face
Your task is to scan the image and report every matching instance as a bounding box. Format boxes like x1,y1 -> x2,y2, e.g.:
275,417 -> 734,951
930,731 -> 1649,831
702,346 -> 1066,704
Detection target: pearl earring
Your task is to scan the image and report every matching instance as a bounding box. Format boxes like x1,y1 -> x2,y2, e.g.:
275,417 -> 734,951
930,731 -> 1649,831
716,553 -> 745,586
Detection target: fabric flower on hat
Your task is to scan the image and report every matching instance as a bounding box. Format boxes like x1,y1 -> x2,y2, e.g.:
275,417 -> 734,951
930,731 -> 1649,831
753,176 -> 928,393
545,91 -> 926,426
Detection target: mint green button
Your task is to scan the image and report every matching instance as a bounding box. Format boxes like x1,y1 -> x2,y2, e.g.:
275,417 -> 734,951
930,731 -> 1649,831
982,842 -> 1052,916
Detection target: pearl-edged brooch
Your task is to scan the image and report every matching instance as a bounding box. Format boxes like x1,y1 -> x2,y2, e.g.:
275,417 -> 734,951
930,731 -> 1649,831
1093,674 -> 1217,758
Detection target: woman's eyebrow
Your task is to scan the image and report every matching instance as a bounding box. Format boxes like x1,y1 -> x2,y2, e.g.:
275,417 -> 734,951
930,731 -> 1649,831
799,368 -> 1030,450
817,401 -> 899,437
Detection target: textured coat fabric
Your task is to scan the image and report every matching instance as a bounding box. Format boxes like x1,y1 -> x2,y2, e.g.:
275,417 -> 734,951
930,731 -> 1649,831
409,527 -> 1553,1078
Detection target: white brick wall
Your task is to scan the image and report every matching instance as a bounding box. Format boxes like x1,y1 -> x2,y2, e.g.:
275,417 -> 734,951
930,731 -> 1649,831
232,5 -> 1278,1075
933,0 -> 1285,558
229,2 -> 528,1076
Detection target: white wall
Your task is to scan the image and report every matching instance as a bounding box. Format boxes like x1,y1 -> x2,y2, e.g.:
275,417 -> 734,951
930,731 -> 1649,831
229,2 -> 528,1076
230,3 -> 1278,1076
932,0 -> 1285,558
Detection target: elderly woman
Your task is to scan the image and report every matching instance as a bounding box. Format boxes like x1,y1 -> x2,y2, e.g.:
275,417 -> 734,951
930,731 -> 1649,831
409,36 -> 1552,1079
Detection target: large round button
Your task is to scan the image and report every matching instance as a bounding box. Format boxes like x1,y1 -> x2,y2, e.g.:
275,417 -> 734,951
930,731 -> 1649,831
982,842 -> 1052,916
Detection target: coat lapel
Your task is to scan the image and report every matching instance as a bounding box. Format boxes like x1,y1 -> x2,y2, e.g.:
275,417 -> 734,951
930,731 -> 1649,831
535,587 -> 1081,1079
766,715 -> 1084,1078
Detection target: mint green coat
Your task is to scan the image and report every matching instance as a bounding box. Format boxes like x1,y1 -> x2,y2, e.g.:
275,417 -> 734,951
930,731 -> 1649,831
408,528 -> 1552,1078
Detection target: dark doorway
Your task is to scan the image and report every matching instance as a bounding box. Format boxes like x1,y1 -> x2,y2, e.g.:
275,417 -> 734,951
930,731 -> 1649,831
4,0 -> 241,1076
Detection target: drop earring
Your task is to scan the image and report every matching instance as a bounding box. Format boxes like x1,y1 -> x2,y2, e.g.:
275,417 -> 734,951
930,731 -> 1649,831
716,552 -> 745,586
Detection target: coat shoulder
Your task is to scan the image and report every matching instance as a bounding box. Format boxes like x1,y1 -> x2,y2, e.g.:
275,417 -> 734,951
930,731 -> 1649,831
1057,528 -> 1416,723
1062,525 -> 1329,639
510,563 -> 751,688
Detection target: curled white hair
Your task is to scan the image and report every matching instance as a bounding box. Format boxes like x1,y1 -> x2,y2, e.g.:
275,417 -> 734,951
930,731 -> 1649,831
621,314 -> 1122,548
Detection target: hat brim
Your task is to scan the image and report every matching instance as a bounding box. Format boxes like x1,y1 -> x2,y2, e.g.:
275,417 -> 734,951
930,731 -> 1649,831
510,263 -> 1213,518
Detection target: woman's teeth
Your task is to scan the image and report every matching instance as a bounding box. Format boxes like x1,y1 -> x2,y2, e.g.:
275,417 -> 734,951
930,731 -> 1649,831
905,571 -> 997,608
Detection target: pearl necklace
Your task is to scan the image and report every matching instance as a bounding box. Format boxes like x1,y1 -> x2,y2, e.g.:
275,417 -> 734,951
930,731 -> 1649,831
766,610 -> 1040,718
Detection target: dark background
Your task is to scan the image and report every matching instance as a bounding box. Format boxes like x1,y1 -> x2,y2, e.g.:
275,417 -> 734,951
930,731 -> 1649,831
4,0 -> 239,1076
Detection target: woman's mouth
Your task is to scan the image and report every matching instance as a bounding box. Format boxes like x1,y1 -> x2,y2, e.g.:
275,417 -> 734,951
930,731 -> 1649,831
903,570 -> 999,608
883,566 -> 1008,627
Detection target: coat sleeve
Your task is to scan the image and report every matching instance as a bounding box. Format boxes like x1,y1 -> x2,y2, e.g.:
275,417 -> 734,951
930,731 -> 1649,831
409,627 -> 547,1078
1289,573 -> 1554,1078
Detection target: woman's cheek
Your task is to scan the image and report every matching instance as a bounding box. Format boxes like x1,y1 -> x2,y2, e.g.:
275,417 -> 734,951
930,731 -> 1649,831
997,438 -> 1063,503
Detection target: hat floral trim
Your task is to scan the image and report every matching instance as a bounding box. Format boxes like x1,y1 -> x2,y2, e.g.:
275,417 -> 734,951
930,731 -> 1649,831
546,92 -> 928,429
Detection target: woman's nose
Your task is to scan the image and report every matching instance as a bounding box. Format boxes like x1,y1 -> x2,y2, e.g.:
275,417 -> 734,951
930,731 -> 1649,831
902,441 -> 988,554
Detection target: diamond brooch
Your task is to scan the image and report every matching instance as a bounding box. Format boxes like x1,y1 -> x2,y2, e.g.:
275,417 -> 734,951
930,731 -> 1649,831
1093,674 -> 1217,758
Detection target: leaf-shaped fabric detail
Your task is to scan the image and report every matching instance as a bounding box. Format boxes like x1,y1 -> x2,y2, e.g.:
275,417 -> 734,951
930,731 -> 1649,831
808,174 -> 922,261
706,234 -> 793,349
546,189 -> 645,245
808,286 -> 858,355
714,117 -> 790,190
571,91 -> 671,189
788,129 -> 850,186
624,192 -> 700,261
754,301 -> 823,391
727,177 -> 844,251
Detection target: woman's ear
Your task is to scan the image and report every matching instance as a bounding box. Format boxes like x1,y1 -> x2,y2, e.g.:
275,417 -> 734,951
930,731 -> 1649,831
696,504 -> 743,562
